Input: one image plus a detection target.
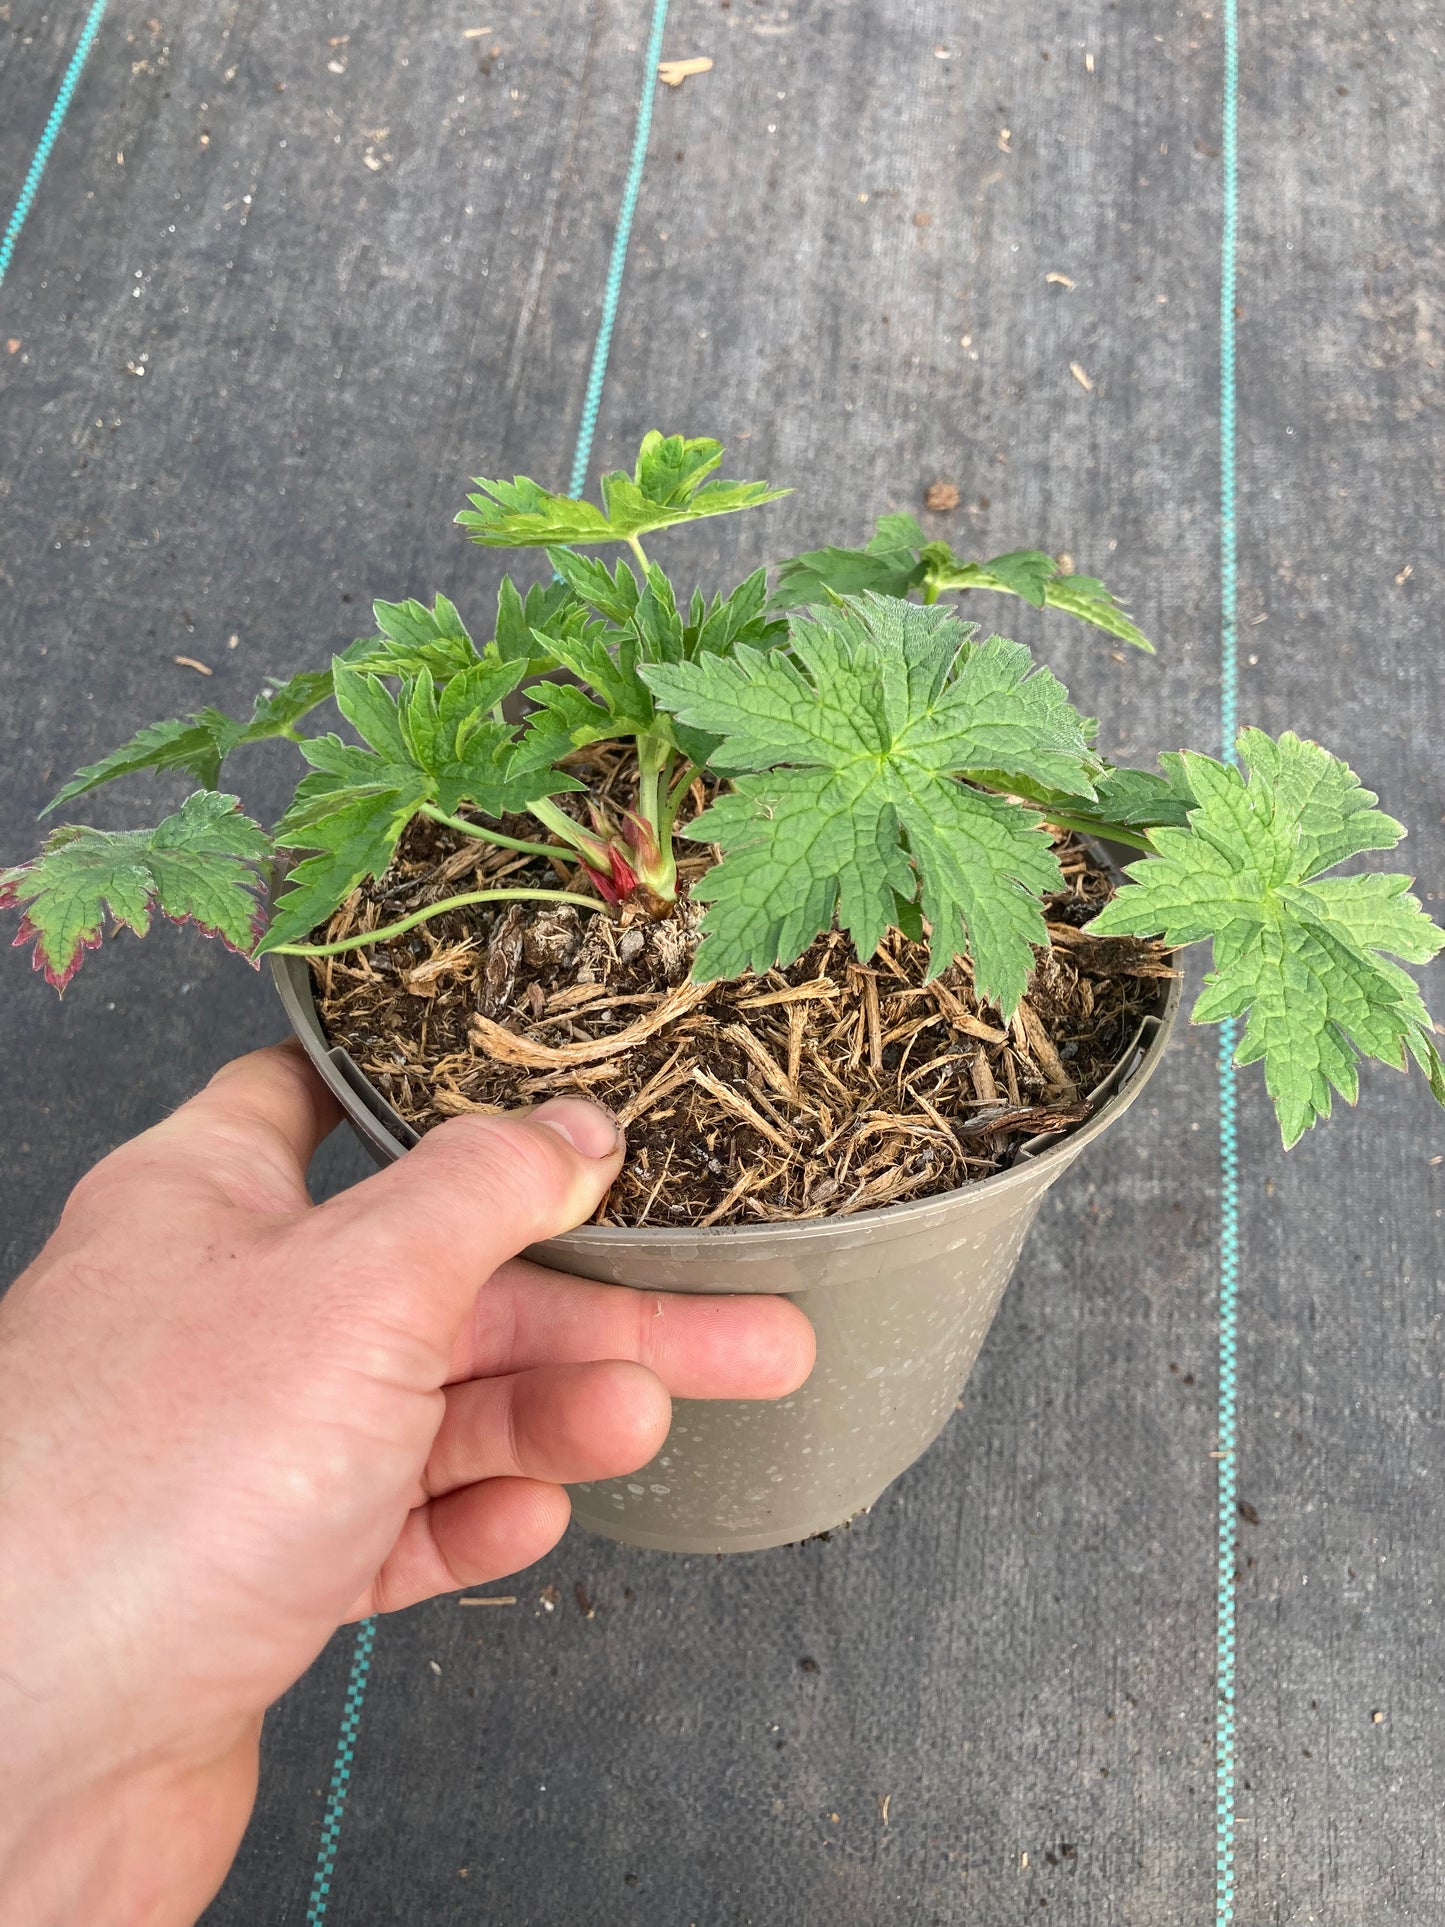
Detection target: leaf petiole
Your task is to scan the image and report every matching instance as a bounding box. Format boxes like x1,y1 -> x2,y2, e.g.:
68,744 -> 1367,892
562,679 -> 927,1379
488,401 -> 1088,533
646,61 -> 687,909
626,534 -> 650,573
418,803 -> 564,863
527,795 -> 606,864
267,886 -> 606,959
1023,810 -> 1158,856
634,733 -> 670,840
660,759 -> 702,839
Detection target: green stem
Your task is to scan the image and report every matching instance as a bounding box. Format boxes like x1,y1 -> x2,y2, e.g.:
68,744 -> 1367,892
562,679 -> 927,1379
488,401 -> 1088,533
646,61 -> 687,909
631,730 -> 678,901
635,735 -> 669,840
1034,812 -> 1158,856
269,887 -> 605,959
626,534 -> 650,574
528,795 -> 605,863
660,759 -> 701,839
418,804 -> 563,863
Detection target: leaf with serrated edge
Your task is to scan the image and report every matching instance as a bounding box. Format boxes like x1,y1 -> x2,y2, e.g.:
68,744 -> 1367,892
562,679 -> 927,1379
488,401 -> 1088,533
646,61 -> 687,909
261,649 -> 577,946
44,711 -> 246,813
644,595 -> 1098,1007
493,576 -> 593,676
518,683 -> 620,769
1,792 -> 271,988
457,432 -> 789,549
547,548 -> 641,626
45,663 -> 343,814
974,550 -> 1057,608
241,670 -> 335,742
265,785 -> 423,950
1088,730 -> 1445,1143
926,549 -> 1154,652
771,544 -> 925,608
772,527 -> 1151,648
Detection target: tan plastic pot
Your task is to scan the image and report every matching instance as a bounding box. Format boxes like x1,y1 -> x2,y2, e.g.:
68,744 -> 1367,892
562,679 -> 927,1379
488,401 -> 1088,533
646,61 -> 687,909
272,954 -> 1178,1554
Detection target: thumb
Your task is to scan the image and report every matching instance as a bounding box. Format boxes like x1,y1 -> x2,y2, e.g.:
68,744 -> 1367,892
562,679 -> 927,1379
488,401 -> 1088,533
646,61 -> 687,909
300,1097 -> 625,1345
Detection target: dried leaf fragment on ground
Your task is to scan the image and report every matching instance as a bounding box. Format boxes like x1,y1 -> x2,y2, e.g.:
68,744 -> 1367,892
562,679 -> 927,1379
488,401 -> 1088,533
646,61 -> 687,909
658,56 -> 712,86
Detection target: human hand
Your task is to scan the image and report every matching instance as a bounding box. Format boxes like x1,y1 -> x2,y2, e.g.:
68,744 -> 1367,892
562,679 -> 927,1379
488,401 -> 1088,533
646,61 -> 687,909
0,1041 -> 814,1927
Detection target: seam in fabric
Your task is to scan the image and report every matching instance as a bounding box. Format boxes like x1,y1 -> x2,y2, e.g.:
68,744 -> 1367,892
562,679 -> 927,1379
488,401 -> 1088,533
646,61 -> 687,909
1215,1 -> 1241,1920
567,0 -> 673,499
305,1618 -> 377,1926
0,0 -> 112,292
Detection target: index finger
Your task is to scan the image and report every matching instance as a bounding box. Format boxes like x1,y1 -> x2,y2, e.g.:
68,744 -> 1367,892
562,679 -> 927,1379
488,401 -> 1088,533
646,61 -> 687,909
142,1038 -> 343,1211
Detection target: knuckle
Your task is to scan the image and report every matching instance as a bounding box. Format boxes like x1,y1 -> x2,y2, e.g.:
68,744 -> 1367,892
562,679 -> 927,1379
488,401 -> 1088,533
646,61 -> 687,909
59,1145 -> 136,1225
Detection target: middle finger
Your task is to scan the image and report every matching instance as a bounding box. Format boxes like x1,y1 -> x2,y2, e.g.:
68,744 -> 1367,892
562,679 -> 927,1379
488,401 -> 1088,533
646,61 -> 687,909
447,1257 -> 816,1398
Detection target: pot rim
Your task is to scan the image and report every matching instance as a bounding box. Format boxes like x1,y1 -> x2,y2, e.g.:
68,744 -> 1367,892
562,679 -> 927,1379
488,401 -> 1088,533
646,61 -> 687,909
270,951 -> 1181,1246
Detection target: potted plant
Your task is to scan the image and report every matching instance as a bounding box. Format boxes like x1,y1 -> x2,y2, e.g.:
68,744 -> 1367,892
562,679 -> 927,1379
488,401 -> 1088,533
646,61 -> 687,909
6,433 -> 1441,1553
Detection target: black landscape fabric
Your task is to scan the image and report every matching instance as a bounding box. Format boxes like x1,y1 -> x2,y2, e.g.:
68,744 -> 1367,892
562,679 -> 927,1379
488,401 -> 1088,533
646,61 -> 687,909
1,1 -> 1442,1921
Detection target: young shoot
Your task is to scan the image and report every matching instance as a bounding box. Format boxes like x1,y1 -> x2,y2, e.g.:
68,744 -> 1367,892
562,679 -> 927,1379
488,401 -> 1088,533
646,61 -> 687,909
3,431 -> 1440,1146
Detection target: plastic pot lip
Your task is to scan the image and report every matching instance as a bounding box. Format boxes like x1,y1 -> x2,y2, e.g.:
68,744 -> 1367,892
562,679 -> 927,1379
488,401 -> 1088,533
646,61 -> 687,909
270,950 -> 1181,1249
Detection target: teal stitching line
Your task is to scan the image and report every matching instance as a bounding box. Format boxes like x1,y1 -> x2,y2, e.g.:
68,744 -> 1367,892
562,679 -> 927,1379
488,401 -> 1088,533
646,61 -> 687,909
304,1617 -> 377,1926
302,12 -> 669,1918
567,0 -> 672,499
1215,0 -> 1241,1921
0,0 -> 112,291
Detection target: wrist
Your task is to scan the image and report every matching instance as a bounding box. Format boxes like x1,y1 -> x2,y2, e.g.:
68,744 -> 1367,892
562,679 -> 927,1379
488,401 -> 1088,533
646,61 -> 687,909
0,1530 -> 260,1927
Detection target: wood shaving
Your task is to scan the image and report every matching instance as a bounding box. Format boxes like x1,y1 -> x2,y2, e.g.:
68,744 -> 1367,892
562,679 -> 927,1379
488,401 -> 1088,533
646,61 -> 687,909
658,55 -> 713,85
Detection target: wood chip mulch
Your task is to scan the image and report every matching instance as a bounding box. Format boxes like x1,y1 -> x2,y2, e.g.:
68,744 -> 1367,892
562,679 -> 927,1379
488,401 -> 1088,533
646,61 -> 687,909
310,763 -> 1175,1228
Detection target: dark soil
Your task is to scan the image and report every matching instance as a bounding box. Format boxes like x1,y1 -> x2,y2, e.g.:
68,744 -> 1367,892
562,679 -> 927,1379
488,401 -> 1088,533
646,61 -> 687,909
311,758 -> 1175,1228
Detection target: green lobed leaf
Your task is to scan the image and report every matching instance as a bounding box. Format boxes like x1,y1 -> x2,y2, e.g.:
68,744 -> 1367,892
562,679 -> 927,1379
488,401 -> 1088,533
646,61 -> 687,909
44,711 -> 247,813
1,792 -> 272,988
516,683 -> 621,772
771,542 -> 925,607
265,783 -> 426,951
1090,763 -> 1194,829
457,432 -> 789,550
965,762 -> 1195,847
241,669 -> 336,742
1087,729 -> 1445,1145
1039,574 -> 1154,652
689,567 -> 788,658
772,517 -> 1153,651
490,575 -> 591,675
869,512 -> 927,554
262,654 -> 581,948
43,662 -> 346,814
957,549 -> 1059,608
541,622 -> 657,735
357,595 -> 484,682
546,549 -> 642,627
643,594 -> 1099,1008
927,550 -> 1155,652
517,559 -> 790,772
327,657 -> 561,817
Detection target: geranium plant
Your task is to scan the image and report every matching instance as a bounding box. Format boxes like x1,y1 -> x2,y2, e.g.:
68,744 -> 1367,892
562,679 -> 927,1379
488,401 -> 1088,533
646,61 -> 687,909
3,432 -> 1441,1148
